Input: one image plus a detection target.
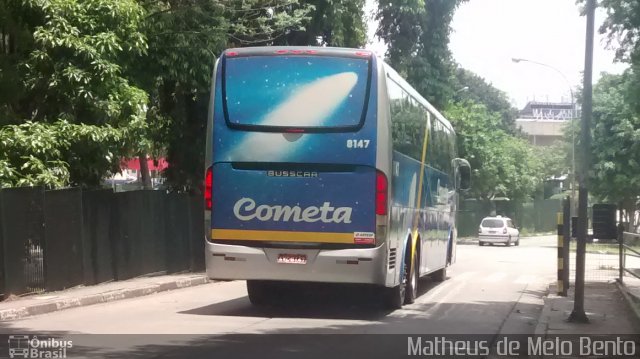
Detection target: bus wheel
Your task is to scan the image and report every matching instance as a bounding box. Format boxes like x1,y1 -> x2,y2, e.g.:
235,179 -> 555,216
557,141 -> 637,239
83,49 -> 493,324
246,280 -> 271,306
432,266 -> 447,282
404,250 -> 418,304
385,262 -> 408,310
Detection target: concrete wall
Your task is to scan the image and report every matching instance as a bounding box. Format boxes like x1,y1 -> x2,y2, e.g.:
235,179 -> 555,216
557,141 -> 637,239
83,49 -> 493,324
516,118 -> 570,146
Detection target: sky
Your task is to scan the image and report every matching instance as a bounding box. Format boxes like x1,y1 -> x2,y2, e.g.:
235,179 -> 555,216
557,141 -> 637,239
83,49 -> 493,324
364,0 -> 628,109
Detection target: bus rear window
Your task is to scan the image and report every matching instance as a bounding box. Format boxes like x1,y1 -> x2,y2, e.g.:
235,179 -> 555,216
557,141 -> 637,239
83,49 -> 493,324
222,56 -> 370,131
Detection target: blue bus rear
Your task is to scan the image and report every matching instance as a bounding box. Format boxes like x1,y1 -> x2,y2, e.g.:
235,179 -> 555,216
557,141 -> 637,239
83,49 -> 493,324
204,47 -> 391,287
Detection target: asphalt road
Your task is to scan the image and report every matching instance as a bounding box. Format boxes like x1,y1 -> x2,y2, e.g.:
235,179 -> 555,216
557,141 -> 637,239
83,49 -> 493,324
0,236 -> 558,358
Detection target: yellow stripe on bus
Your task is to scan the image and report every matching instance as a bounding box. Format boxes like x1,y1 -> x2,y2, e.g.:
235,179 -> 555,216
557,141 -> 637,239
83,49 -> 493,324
211,229 -> 354,243
410,112 -> 431,261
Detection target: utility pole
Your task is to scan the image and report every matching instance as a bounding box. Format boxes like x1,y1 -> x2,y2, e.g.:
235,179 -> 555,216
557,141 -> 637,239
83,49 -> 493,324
568,0 -> 594,324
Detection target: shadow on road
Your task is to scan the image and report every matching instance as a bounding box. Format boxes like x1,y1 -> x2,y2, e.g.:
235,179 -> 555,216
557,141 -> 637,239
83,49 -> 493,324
179,277 -> 445,321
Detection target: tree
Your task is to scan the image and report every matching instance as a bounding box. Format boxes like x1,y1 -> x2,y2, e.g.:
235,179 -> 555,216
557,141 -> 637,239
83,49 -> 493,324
453,68 -> 519,133
592,1 -> 640,229
0,0 -> 149,187
445,101 -> 542,203
376,0 -> 465,108
0,0 -> 38,125
276,0 -> 367,47
598,0 -> 640,63
136,0 -> 313,190
590,72 -> 640,228
0,0 -> 314,189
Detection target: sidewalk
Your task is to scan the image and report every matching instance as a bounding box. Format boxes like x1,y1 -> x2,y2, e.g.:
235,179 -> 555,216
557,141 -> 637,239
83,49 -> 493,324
618,274 -> 640,319
535,281 -> 640,336
0,273 -> 210,321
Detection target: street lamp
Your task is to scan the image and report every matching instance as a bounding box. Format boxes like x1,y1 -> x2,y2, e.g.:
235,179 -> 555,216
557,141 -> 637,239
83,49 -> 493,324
512,57 -> 576,214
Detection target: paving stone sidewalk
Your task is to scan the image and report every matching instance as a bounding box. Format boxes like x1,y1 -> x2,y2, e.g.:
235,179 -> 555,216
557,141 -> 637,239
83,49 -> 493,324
535,281 -> 640,336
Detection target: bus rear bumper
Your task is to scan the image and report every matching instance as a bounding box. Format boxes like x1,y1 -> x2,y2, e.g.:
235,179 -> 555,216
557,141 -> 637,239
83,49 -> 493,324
205,241 -> 388,286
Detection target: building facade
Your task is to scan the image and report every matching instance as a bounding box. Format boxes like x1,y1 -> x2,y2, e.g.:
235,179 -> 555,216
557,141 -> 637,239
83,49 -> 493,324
516,101 -> 575,146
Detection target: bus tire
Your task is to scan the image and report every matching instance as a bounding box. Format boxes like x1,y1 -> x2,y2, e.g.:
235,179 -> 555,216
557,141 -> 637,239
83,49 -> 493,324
404,250 -> 418,304
432,266 -> 447,282
384,250 -> 410,310
246,280 -> 270,306
385,284 -> 404,310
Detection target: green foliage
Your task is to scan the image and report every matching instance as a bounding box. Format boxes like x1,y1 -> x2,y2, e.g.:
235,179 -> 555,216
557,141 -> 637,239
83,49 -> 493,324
20,0 -> 148,126
454,68 -> 519,133
0,0 -> 313,189
590,72 -> 640,223
595,0 -> 640,228
140,0 -> 312,91
136,0 -> 313,191
0,0 -> 149,187
445,101 -> 542,202
533,141 -> 571,182
376,0 -> 465,108
598,0 -> 640,63
0,121 -> 135,187
275,0 -> 367,47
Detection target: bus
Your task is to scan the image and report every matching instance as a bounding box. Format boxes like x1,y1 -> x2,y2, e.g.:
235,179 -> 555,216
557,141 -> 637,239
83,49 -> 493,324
203,46 -> 470,308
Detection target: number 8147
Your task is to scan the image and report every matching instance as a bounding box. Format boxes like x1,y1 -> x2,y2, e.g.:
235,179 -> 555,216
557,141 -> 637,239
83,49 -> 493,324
346,139 -> 370,149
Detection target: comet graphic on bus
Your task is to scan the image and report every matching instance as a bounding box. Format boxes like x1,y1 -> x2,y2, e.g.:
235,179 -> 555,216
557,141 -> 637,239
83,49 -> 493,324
223,72 -> 359,162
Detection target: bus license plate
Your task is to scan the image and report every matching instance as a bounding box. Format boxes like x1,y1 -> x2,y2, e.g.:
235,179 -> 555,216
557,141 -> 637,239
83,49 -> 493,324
277,254 -> 307,265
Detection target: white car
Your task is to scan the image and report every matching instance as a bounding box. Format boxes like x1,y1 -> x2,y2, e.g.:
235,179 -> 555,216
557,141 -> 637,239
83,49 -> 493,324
478,216 -> 520,246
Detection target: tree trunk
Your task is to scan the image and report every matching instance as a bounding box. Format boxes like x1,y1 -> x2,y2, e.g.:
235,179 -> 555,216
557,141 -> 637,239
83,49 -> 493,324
138,154 -> 152,189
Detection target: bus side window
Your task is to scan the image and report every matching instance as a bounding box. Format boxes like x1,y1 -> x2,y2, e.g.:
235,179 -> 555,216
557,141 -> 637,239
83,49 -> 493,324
388,77 -> 427,162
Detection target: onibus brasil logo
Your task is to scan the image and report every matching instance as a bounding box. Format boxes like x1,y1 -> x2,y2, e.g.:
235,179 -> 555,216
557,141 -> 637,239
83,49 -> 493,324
8,335 -> 72,358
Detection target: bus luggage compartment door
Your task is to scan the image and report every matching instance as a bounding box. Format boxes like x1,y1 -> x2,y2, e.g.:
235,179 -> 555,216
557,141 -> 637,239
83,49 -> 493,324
210,163 -> 377,247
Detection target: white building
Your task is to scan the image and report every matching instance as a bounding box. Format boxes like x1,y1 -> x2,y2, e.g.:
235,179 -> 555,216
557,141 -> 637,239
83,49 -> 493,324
515,101 -> 576,146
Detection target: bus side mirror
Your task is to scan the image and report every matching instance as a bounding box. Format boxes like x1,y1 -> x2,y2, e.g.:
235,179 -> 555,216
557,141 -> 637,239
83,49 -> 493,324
453,158 -> 471,192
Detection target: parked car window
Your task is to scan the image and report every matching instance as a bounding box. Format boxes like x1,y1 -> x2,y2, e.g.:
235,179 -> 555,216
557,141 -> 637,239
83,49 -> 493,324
481,219 -> 504,228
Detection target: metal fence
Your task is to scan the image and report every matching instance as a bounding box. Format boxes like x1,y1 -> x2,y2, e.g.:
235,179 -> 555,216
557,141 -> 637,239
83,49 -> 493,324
458,199 -> 563,237
569,242 -> 620,283
0,187 -> 204,299
620,232 -> 640,282
1,187 -> 46,296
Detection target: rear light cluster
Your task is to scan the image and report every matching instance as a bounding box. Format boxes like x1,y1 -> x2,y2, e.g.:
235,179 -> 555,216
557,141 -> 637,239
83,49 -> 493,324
226,49 -> 371,58
284,128 -> 305,133
375,170 -> 388,215
204,167 -> 213,210
275,49 -> 318,55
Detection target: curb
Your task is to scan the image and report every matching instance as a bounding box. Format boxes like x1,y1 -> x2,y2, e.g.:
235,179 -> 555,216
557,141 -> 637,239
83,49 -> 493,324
457,240 -> 478,246
615,280 -> 640,323
533,284 -> 552,336
0,276 -> 211,321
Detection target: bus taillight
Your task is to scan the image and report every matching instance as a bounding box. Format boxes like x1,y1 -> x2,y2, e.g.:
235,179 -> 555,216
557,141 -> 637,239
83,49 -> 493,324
204,166 -> 213,210
375,170 -> 388,215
